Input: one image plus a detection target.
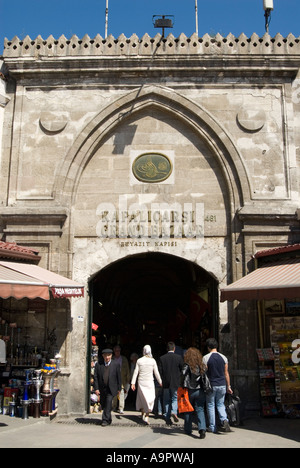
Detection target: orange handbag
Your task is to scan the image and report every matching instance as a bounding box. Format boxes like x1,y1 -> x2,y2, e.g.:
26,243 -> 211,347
177,387 -> 194,413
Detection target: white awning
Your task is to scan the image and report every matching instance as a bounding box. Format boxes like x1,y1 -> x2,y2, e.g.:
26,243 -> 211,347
220,258 -> 300,302
0,261 -> 84,300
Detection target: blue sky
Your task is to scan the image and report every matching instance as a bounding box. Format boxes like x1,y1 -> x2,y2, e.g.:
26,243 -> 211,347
0,0 -> 299,54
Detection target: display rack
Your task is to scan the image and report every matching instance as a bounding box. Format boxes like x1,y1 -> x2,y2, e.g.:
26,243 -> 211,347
270,316 -> 300,409
257,348 -> 279,416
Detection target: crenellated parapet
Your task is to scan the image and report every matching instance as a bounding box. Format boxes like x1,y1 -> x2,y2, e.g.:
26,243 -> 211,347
3,32 -> 300,58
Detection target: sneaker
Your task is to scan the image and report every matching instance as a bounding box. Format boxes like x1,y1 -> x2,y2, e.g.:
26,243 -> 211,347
221,419 -> 231,432
171,413 -> 179,423
199,430 -> 206,439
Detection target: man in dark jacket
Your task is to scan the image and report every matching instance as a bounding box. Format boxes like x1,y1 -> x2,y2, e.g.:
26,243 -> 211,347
159,342 -> 183,425
94,348 -> 121,426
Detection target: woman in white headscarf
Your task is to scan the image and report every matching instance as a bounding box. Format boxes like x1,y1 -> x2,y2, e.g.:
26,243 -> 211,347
131,345 -> 162,424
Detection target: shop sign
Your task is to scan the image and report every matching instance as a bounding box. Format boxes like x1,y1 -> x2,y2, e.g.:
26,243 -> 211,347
96,195 -> 204,242
51,287 -> 84,298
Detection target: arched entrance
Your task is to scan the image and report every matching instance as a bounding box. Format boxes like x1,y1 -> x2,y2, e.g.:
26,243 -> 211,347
89,252 -> 218,359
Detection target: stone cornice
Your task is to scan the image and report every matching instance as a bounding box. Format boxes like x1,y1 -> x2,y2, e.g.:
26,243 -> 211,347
3,32 -> 300,59
237,203 -> 298,223
0,209 -> 68,237
4,33 -> 300,83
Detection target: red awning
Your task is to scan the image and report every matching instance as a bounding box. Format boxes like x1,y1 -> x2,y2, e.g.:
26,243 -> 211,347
0,261 -> 84,300
220,258 -> 300,302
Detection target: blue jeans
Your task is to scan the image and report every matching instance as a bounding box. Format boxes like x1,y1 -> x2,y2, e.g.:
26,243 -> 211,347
184,388 -> 206,434
163,388 -> 178,421
206,385 -> 228,433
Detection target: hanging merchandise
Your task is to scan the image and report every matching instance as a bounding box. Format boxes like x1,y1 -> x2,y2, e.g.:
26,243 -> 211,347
0,360 -> 61,419
270,316 -> 300,409
257,312 -> 300,418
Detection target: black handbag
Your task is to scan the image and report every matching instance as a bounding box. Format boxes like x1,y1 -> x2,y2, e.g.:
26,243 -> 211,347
199,372 -> 213,394
225,393 -> 241,426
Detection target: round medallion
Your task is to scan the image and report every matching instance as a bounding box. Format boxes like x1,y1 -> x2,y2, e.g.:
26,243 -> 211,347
39,111 -> 68,134
237,108 -> 266,132
132,153 -> 173,183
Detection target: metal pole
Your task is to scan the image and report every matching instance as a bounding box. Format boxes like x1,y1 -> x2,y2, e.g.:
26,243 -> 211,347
264,9 -> 271,34
105,0 -> 109,39
195,0 -> 198,36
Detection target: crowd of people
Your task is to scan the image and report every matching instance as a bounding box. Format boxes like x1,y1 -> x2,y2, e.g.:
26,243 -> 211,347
93,338 -> 233,438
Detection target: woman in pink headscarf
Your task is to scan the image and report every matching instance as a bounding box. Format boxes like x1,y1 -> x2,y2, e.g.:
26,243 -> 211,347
131,345 -> 162,425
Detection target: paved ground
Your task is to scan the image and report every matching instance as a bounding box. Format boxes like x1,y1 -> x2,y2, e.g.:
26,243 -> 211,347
0,411 -> 299,449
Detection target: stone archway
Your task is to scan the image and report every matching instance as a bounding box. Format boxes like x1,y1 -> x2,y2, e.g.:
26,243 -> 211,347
89,252 -> 218,358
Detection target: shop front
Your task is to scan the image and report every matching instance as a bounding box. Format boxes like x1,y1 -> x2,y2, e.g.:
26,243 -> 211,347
0,243 -> 84,419
221,245 -> 300,419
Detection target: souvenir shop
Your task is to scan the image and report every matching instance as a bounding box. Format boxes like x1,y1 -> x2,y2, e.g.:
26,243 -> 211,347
0,242 -> 84,419
221,245 -> 300,419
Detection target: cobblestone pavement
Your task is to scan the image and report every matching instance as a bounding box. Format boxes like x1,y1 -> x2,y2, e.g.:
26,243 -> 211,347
0,411 -> 299,449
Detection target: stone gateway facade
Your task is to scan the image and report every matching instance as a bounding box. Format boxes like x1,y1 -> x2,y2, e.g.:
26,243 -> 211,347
0,32 -> 300,416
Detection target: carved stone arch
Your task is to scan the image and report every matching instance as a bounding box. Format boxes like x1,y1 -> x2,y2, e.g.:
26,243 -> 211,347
54,84 -> 250,211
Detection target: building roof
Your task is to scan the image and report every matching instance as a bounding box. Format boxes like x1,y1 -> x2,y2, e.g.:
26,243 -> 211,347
0,241 -> 41,263
254,244 -> 300,259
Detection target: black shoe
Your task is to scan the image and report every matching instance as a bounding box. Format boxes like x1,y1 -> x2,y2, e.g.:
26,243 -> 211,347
221,420 -> 231,432
166,419 -> 173,426
171,413 -> 179,423
199,430 -> 206,439
102,420 -> 111,426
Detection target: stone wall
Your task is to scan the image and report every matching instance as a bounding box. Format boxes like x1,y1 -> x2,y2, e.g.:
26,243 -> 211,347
1,33 -> 300,415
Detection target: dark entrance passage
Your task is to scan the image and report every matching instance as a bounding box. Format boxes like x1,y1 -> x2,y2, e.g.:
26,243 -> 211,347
89,253 -> 218,358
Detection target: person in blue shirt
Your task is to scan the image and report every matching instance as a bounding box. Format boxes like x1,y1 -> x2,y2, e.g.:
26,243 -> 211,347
203,338 -> 233,433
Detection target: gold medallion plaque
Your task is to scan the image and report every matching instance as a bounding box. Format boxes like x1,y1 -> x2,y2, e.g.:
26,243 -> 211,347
132,153 -> 173,183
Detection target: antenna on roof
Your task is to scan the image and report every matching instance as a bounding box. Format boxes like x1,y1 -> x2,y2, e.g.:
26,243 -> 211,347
153,15 -> 174,38
195,0 -> 198,36
263,0 -> 274,34
105,0 -> 109,39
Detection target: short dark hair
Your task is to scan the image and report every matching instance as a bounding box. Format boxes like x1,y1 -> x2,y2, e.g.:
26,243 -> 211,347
206,338 -> 218,350
167,341 -> 176,351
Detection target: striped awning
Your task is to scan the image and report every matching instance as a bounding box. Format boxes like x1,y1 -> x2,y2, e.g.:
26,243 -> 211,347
220,258 -> 300,302
0,261 -> 84,300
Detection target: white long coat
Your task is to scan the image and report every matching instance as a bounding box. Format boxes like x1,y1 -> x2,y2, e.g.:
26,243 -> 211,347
131,355 -> 162,413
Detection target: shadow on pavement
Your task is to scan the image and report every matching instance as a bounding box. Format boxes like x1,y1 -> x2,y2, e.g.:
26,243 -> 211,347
235,417 -> 300,444
71,411 -> 300,445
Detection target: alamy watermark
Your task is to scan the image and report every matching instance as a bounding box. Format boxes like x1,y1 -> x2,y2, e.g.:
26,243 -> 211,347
96,195 -> 204,242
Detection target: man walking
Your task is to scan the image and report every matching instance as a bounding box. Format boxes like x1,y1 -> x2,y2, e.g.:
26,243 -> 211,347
203,338 -> 233,433
94,348 -> 121,426
159,341 -> 183,425
112,345 -> 131,414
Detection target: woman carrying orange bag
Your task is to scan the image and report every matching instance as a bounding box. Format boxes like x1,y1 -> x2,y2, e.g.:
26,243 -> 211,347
181,347 -> 207,439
